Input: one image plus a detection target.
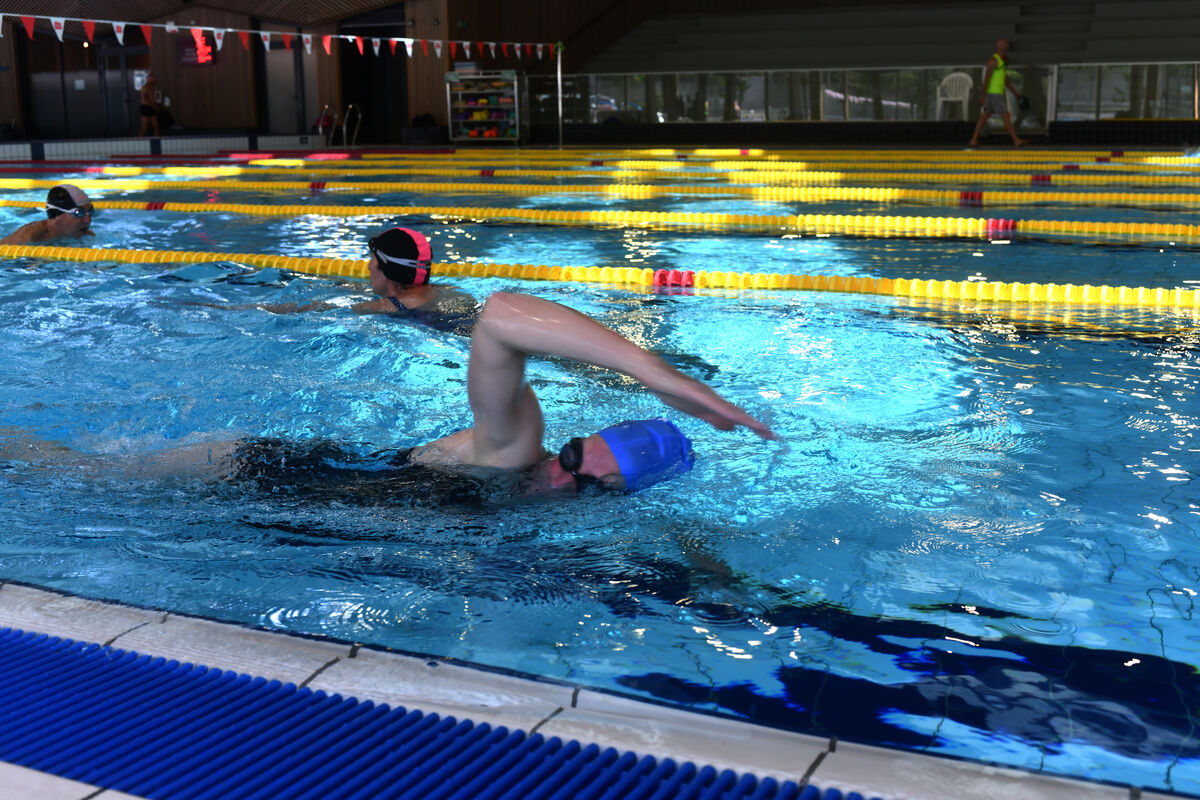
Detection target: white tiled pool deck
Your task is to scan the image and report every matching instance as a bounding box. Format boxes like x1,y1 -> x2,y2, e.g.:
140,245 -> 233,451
0,582 -> 1175,800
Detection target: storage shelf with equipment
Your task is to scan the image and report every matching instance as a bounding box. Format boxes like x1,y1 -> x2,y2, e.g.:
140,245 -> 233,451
447,70 -> 522,143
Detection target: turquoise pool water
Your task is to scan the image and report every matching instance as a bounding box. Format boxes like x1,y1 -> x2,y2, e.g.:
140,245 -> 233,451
0,162 -> 1199,794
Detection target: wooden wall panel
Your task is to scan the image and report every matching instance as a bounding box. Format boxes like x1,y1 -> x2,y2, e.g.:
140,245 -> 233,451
312,24 -> 343,116
146,7 -> 256,130
404,0 -> 450,124
0,20 -> 24,135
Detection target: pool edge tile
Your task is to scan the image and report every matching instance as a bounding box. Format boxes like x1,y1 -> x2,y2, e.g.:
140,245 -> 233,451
306,647 -> 569,732
0,583 -> 163,646
109,613 -> 353,685
0,759 -> 141,800
540,691 -> 826,783
811,739 -> 1134,800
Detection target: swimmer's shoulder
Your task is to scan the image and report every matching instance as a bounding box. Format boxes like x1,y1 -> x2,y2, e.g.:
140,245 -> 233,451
0,219 -> 50,246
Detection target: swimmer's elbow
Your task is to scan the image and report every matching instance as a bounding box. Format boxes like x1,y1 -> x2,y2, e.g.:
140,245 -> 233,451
477,291 -> 523,328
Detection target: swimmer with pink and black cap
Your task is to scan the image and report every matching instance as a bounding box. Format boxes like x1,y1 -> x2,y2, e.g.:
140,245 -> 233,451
0,184 -> 96,246
352,226 -> 476,319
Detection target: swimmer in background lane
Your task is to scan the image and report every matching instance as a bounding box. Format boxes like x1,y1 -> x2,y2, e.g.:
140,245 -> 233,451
0,185 -> 96,246
258,227 -> 477,329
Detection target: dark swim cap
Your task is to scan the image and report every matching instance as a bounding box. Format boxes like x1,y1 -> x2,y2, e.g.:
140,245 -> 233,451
596,419 -> 695,491
46,185 -> 84,219
368,227 -> 432,285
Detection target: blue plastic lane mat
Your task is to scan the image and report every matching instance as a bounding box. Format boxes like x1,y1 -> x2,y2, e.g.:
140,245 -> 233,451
0,627 -> 885,800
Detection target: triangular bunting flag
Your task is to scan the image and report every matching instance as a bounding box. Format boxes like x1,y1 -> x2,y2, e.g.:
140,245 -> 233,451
302,34 -> 312,54
20,17 -> 34,39
488,42 -> 496,58
281,33 -> 292,51
404,39 -> 414,57
354,36 -> 363,55
260,31 -> 270,48
525,43 -> 533,58
140,24 -> 152,44
515,43 -> 523,59
371,38 -> 381,56
165,22 -> 178,33
433,40 -> 443,57
550,43 -> 557,59
420,39 -> 428,56
388,38 -> 397,56
213,29 -> 224,51
50,18 -> 65,42
82,20 -> 95,42
449,41 -> 457,58
239,30 -> 249,50
113,22 -> 125,45
501,42 -> 508,57
322,35 -> 331,55
536,43 -> 543,60
0,15 -> 4,39
463,42 -> 470,58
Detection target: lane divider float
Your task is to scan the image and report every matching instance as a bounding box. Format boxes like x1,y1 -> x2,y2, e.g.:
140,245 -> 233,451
2,244 -> 1196,310
3,199 -> 1198,244
6,177 -> 1200,209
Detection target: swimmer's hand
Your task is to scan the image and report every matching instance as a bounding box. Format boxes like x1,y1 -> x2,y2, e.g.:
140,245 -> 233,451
641,364 -> 777,440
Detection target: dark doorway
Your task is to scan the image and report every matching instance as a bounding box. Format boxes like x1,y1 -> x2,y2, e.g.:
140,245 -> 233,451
98,42 -> 150,138
339,4 -> 408,144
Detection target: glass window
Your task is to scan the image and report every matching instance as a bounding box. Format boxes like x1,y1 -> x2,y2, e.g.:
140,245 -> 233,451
822,71 -> 846,120
625,75 -> 652,123
1009,66 -> 1050,131
1129,64 -> 1195,118
1098,65 -> 1132,119
767,71 -> 813,121
592,75 -> 625,123
1056,66 -> 1099,120
893,69 -> 924,120
703,73 -> 727,120
845,70 -> 879,120
676,74 -> 704,121
737,73 -> 766,121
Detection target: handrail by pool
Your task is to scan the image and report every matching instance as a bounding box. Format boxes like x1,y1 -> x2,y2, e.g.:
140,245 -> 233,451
2,245 -> 1197,311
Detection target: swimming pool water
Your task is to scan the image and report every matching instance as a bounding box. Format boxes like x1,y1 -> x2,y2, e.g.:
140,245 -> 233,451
1,159 -> 1199,794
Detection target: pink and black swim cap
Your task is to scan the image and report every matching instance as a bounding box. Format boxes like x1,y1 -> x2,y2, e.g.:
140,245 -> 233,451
368,227 -> 432,286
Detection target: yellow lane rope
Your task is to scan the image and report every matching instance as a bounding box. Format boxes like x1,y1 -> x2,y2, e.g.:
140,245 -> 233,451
2,244 -> 1196,310
8,177 -> 1200,208
56,164 -> 1200,187
84,158 -> 1200,178
350,147 -> 1175,160
5,199 -> 1199,243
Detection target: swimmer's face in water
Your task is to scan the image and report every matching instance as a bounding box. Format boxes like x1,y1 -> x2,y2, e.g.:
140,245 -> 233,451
525,434 -> 625,495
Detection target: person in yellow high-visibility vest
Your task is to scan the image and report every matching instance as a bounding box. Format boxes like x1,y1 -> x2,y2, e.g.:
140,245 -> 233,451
968,39 -> 1028,147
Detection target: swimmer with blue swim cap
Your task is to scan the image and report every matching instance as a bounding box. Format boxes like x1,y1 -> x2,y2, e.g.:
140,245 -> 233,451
409,291 -> 775,494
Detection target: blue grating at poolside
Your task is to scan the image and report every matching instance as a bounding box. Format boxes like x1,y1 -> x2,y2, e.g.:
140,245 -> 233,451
0,626 -> 884,800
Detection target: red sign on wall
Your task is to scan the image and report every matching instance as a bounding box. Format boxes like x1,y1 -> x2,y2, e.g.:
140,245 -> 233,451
178,29 -> 217,66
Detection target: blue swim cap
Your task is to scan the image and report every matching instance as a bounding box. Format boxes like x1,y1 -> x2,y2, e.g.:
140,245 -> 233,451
596,419 -> 695,491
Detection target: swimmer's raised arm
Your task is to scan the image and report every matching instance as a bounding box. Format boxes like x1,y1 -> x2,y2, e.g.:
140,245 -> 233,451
465,292 -> 776,454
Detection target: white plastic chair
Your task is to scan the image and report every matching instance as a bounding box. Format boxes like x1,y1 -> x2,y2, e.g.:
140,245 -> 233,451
936,72 -> 973,120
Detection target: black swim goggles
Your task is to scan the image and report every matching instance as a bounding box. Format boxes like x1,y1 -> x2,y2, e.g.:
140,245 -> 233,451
47,203 -> 96,218
558,437 -> 599,492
